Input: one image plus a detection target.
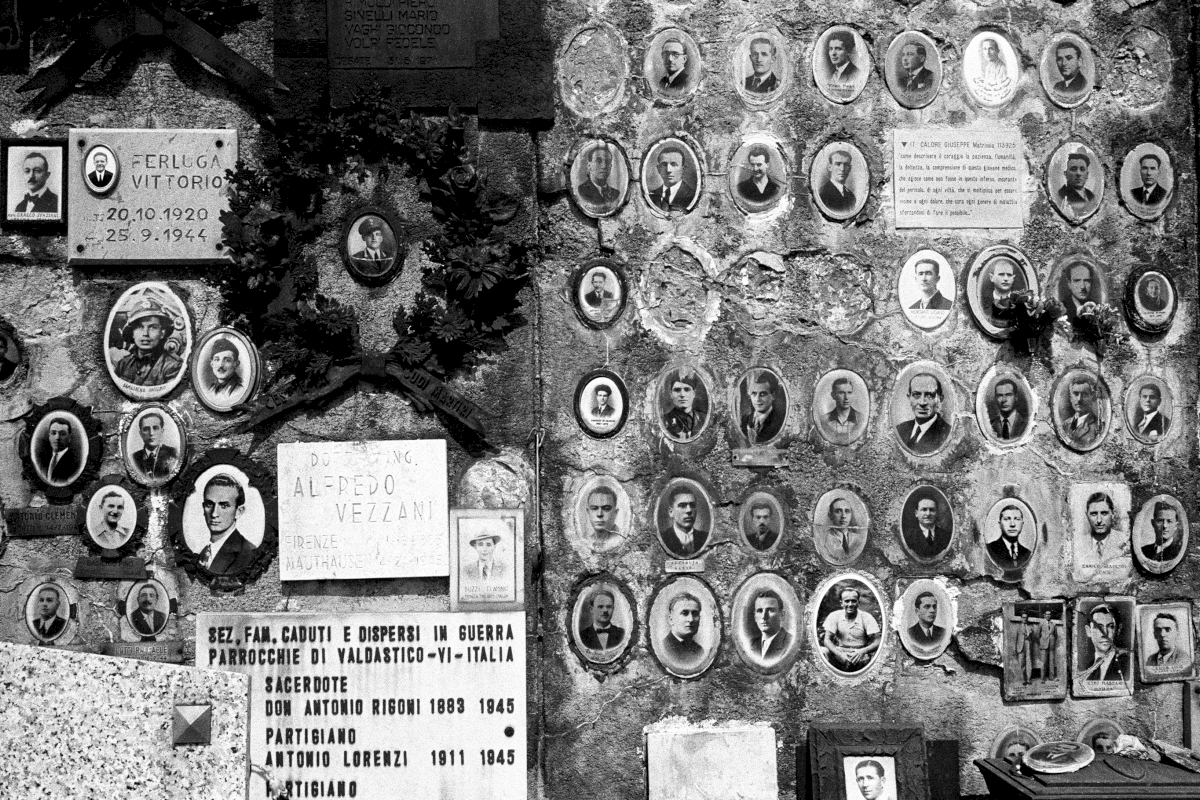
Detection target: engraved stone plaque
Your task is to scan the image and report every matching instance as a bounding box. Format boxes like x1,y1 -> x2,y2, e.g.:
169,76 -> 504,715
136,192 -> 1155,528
328,0 -> 499,69
893,129 -> 1023,229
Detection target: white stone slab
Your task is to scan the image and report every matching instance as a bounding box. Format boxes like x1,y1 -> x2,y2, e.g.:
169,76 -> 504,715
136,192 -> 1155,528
646,724 -> 777,800
893,129 -> 1024,229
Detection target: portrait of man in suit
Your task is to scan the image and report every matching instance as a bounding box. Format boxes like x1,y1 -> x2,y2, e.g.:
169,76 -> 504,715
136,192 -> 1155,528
590,383 -> 615,418
90,490 -> 133,550
196,473 -> 258,577
909,258 -> 951,311
648,144 -> 697,213
30,585 -> 67,642
850,759 -> 896,800
1059,374 -> 1103,449
906,591 -> 947,650
1052,41 -> 1088,95
658,484 -> 709,558
1055,151 -> 1098,220
578,588 -> 626,651
1144,611 -> 1192,674
659,38 -> 690,94
1131,154 -> 1167,206
130,583 -> 167,639
11,151 -> 58,214
582,484 -> 624,553
986,376 -> 1029,442
348,215 -> 395,277
1078,603 -> 1131,685
745,37 -> 780,94
203,337 -> 247,407
660,591 -> 704,664
748,589 -> 791,662
896,41 -> 935,95
985,503 -> 1033,572
582,271 -> 615,309
88,151 -> 114,190
744,500 -> 780,552
1141,501 -> 1184,566
734,145 -> 783,207
661,368 -> 706,441
901,488 -> 953,560
823,30 -> 860,86
816,493 -> 867,565
894,372 -> 951,455
576,144 -> 621,209
1131,382 -> 1170,441
1059,262 -> 1100,324
37,415 -> 81,487
978,255 -> 1025,330
131,411 -> 179,480
820,373 -> 865,444
817,149 -> 857,214
739,368 -> 785,445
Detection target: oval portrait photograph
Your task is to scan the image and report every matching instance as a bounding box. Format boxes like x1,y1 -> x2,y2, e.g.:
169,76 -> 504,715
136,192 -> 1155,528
966,245 -> 1037,338
27,408 -> 89,490
83,481 -> 140,552
121,403 -> 186,489
885,31 -> 941,109
733,31 -> 790,105
572,258 -> 627,329
1132,494 -> 1189,575
981,496 -> 1037,578
976,364 -> 1036,448
890,361 -> 956,457
569,575 -> 637,667
812,368 -> 870,446
734,366 -> 789,447
1052,254 -> 1107,328
191,327 -> 260,413
810,140 -> 869,221
104,281 -> 192,401
82,143 -> 119,195
727,139 -> 788,215
1040,32 -> 1095,109
1076,719 -> 1123,754
990,727 -> 1042,763
811,572 -> 887,678
896,579 -> 955,660
1047,142 -> 1104,225
656,363 -> 712,444
739,489 -> 786,554
731,572 -> 802,674
813,26 -> 870,104
963,31 -> 1020,108
1120,143 -> 1174,221
176,461 -> 270,580
1124,374 -> 1173,445
572,474 -> 632,554
1050,367 -> 1111,453
25,580 -> 75,644
0,322 -> 22,386
899,484 -> 955,563
641,137 -> 702,216
812,485 -> 871,567
574,369 -> 629,439
569,139 -> 631,218
648,575 -> 722,679
654,477 -> 715,560
897,249 -> 955,331
1125,268 -> 1177,334
342,208 -> 402,285
644,28 -> 702,103
124,578 -> 172,640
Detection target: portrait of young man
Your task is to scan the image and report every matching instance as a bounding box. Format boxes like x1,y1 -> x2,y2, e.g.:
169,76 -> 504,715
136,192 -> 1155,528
747,588 -> 791,663
1140,607 -> 1194,678
817,148 -> 858,215
348,215 -> 395,277
985,501 -> 1034,574
658,482 -> 710,558
744,37 -> 780,95
658,37 -> 691,95
29,584 -> 68,642
817,371 -> 867,445
905,590 -> 947,651
1057,372 -> 1106,450
659,591 -> 704,664
901,487 -> 953,560
660,368 -> 706,441
575,143 -> 621,209
1051,39 -> 1088,96
578,587 -> 626,652
90,490 -> 133,550
908,258 -> 951,311
194,473 -> 259,577
130,410 -> 179,480
111,294 -> 184,390
844,758 -> 897,800
738,368 -> 785,445
743,498 -> 781,552
983,373 -> 1030,443
1075,601 -> 1133,692
822,29 -> 861,88
815,492 -> 867,565
734,145 -> 784,207
36,414 -> 81,487
646,143 -> 697,213
1052,149 -> 1101,221
1130,152 -> 1168,206
1136,273 -> 1171,314
579,482 -> 624,553
1130,381 -> 1171,441
1139,500 -> 1185,567
895,39 -> 935,96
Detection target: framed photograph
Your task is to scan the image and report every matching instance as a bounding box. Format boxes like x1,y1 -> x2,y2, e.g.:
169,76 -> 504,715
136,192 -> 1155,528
733,365 -> 789,447
654,477 -> 715,559
1075,718 -> 1124,753
1002,600 -> 1067,701
644,28 -> 702,103
122,577 -> 175,642
810,140 -> 869,221
655,362 -> 713,444
0,318 -> 25,388
812,26 -> 870,104
1124,267 -> 1177,335
963,31 -> 1019,108
571,474 -> 632,554
1138,602 -> 1196,682
884,31 -> 941,109
571,258 -> 627,329
120,402 -> 187,489
2,139 -> 66,228
1072,596 -> 1135,697
1052,253 -> 1108,328
990,726 -> 1042,763
641,136 -> 702,216
574,368 -> 629,439
1119,142 -> 1173,220
808,724 -> 929,800
732,30 -> 790,106
810,572 -> 888,678
975,364 -> 1035,448
1050,366 -> 1111,452
727,138 -> 788,215
898,484 -> 955,563
1132,494 -> 1189,575
169,448 -> 277,590
449,508 -> 524,611
19,396 -> 103,500
341,207 -> 403,285
647,575 -> 721,679
81,142 -> 119,195
1047,142 -> 1104,225
966,244 -> 1037,338
24,578 -> 78,645
1124,374 -> 1173,445
812,485 -> 871,567
890,361 -> 956,457
568,574 -> 637,668
730,571 -> 802,674
190,327 -> 260,413
103,281 -> 193,401
896,579 -> 955,660
1040,32 -> 1095,109
897,249 -> 954,331
812,368 -> 870,446
980,495 -> 1038,581
738,488 -> 786,554
80,476 -> 147,556
568,139 -> 631,218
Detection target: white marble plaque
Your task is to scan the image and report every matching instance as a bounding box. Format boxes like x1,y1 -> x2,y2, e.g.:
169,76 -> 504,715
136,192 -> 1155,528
277,440 -> 449,580
646,725 -> 777,800
893,129 -> 1023,229
200,611 -> 525,800
68,128 -> 235,264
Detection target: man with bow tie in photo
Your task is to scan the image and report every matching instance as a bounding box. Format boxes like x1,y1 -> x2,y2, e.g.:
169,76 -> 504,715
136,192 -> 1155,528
11,151 -> 58,215
578,589 -> 625,651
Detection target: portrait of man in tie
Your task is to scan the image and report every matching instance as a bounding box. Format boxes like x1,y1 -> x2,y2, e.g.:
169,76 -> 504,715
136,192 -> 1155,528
26,582 -> 71,644
736,367 -> 787,446
4,141 -> 65,223
1121,144 -> 1174,221
898,581 -> 953,660
735,32 -> 788,102
885,31 -> 940,109
1040,34 -> 1094,108
811,141 -> 868,221
82,144 -> 118,194
982,497 -> 1037,578
900,485 -> 954,562
571,140 -> 629,217
1132,495 -> 1189,575
178,464 -> 269,584
731,575 -> 800,673
32,412 -> 85,488
126,581 -> 170,640
977,367 -> 1033,446
1052,368 -> 1110,452
1126,377 -> 1172,444
655,478 -> 714,560
898,250 -> 955,331
573,582 -> 634,665
344,212 -> 400,282
813,488 -> 870,567
813,26 -> 869,103
644,28 -> 700,101
891,365 -> 955,457
641,138 -> 701,216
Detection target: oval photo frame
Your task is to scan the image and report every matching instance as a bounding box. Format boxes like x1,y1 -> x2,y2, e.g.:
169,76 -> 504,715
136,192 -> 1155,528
810,571 -> 888,679
812,26 -> 870,104
571,474 -> 633,555
1046,141 -> 1104,225
571,258 -> 628,330
895,579 -> 955,660
885,31 -> 942,109
1120,143 -> 1174,221
568,139 -> 632,218
20,396 -> 104,501
812,485 -> 871,567
647,574 -> 722,679
82,143 -> 119,195
897,249 -> 955,331
25,578 -> 78,645
104,281 -> 193,401
1132,494 -> 1189,575
810,141 -> 869,222
733,31 -> 791,107
122,577 -> 174,641
191,327 -> 261,413
1049,366 -> 1112,453
641,136 -> 703,217
568,574 -> 638,669
738,489 -> 787,554
574,369 -> 629,439
1040,32 -> 1095,109
966,245 -> 1038,339
963,30 -> 1020,108
1124,374 -> 1174,445
120,402 -> 187,489
654,476 -> 716,560
975,364 -> 1036,448
1124,267 -> 1177,335
730,572 -> 803,675
898,484 -> 956,563
341,207 -> 404,285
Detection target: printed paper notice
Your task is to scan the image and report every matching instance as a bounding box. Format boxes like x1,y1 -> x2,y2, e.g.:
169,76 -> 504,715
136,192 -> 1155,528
893,130 -> 1023,229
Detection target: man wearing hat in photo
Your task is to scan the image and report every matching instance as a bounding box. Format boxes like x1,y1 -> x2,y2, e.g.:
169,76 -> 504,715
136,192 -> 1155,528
350,216 -> 394,276
463,528 -> 508,582
114,295 -> 183,387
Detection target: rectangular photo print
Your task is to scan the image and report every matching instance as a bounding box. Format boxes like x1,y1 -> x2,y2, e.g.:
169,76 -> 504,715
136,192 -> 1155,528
2,139 -> 67,227
1002,600 -> 1067,701
1138,602 -> 1196,683
1072,596 -> 1135,698
449,508 -> 525,612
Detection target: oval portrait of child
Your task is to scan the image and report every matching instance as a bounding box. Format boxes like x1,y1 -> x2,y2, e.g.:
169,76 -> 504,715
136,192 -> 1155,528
569,575 -> 637,667
732,30 -> 791,106
647,575 -> 722,679
812,25 -> 870,104
897,249 -> 955,331
568,139 -> 632,218
1124,374 -> 1173,445
191,327 -> 260,413
104,281 -> 192,401
810,141 -> 869,221
963,30 -> 1020,108
730,572 -> 802,675
574,369 -> 629,439
120,403 -> 187,489
1120,143 -> 1174,221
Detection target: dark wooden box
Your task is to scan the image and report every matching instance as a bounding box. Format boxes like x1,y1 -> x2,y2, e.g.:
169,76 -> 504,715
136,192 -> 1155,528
976,755 -> 1200,799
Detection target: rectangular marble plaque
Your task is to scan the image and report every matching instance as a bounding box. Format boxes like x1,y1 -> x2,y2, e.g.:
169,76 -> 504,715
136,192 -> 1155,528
5,505 -> 81,537
893,129 -> 1023,229
646,725 -> 777,800
67,128 -> 235,264
277,439 -> 449,581
200,611 -> 526,800
328,0 -> 500,69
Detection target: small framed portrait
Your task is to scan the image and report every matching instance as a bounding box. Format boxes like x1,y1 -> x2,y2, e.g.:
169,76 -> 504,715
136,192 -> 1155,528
738,489 -> 786,554
120,403 -> 187,489
122,577 -> 174,641
1072,595 -> 1136,697
80,476 -> 147,555
572,474 -> 632,554
1050,366 -> 1111,453
733,31 -> 790,105
963,31 -> 1020,108
644,28 -> 702,103
190,327 -> 260,413
571,258 -> 627,329
1138,602 -> 1196,682
896,579 -> 955,660
975,364 -> 1036,448
897,249 -> 955,331
20,396 -> 103,499
730,572 -> 802,674
884,31 -> 942,109
809,725 -> 928,800
641,136 -> 702,216
81,142 -> 119,195
1124,267 -> 1177,335
812,486 -> 871,567
568,139 -> 631,218
1119,143 -> 1174,220
1124,374 -> 1173,445
733,366 -> 789,447
990,726 -> 1042,764
1132,494 -> 1189,575
980,495 -> 1038,580
898,484 -> 955,563
727,138 -> 789,215
655,362 -> 713,444
810,140 -> 869,221
890,361 -> 956,458
24,578 -> 77,645
812,26 -> 870,104
654,477 -> 715,560
1075,719 -> 1124,754
574,369 -> 629,439
104,281 -> 192,401
810,572 -> 888,678
169,449 -> 277,589
1052,254 -> 1107,328
0,319 -> 24,387
1040,32 -> 1095,109
449,508 -> 524,611
812,368 -> 870,446
2,138 -> 67,226
647,575 -> 722,679
568,575 -> 637,668
966,245 -> 1037,338
1046,142 -> 1104,225
1002,600 -> 1067,701
341,207 -> 403,285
